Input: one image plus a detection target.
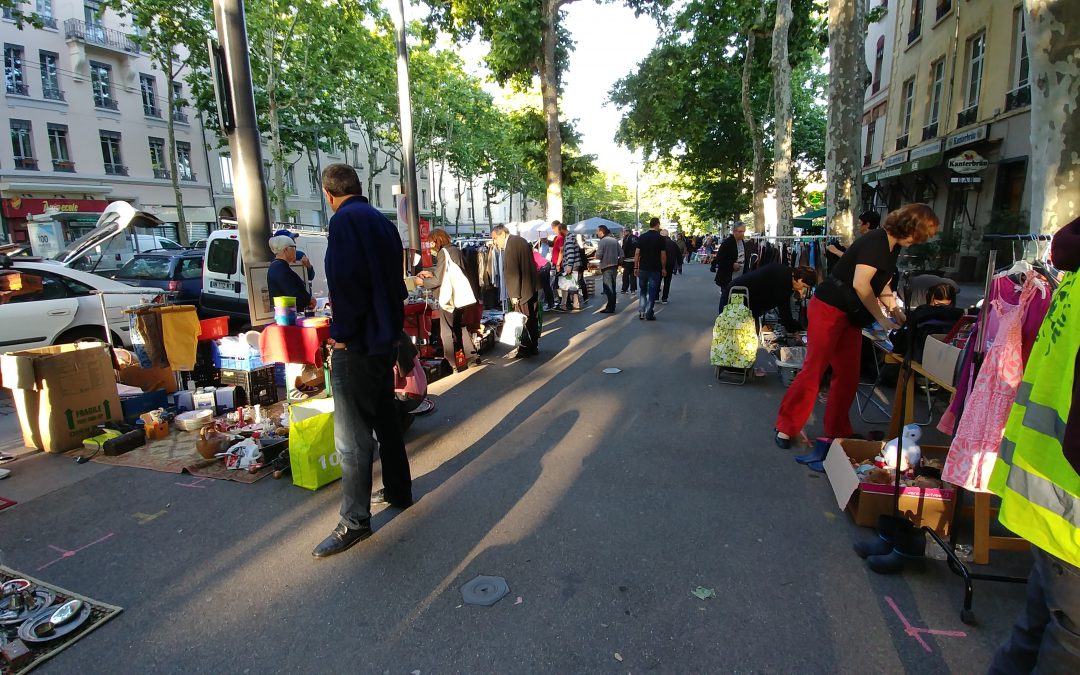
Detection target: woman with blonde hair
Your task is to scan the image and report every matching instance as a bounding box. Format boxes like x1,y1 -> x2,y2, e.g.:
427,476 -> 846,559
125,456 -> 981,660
774,204 -> 939,448
416,228 -> 479,372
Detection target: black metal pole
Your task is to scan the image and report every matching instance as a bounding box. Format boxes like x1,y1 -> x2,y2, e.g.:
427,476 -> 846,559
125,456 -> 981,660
389,0 -> 421,267
212,0 -> 272,268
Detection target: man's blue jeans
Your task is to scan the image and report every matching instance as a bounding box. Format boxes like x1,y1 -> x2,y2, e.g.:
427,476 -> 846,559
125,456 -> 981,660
638,270 -> 661,317
602,267 -> 617,311
329,349 -> 412,529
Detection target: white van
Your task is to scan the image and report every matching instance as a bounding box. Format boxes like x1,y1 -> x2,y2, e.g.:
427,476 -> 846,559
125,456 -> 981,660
199,227 -> 329,319
60,230 -> 182,275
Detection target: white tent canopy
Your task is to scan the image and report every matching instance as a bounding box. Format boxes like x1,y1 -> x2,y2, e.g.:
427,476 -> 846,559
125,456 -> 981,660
569,217 -> 625,236
507,219 -> 549,241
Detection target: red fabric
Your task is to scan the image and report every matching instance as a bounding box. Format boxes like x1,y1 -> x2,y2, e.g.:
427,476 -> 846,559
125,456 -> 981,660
404,302 -> 433,343
260,324 -> 331,365
775,297 -> 862,438
463,304 -> 482,331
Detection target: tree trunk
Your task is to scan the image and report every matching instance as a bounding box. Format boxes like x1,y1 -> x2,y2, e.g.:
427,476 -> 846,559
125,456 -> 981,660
454,176 -> 462,227
541,0 -> 564,223
741,7 -> 768,234
163,51 -> 188,245
485,183 -> 493,226
1026,0 -> 1080,233
266,40 -> 287,223
772,0 -> 794,237
826,0 -> 866,244
437,161 -> 446,226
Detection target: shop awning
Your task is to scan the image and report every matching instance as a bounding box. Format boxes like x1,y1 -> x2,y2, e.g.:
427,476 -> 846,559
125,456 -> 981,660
793,208 -> 826,223
864,140 -> 945,183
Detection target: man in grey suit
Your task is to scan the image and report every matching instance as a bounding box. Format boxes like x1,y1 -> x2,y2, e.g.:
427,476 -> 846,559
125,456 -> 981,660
492,224 -> 542,357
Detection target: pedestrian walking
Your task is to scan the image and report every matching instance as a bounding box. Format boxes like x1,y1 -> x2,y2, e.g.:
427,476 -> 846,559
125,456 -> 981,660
550,221 -> 566,310
534,237 -> 556,311
675,233 -> 687,273
620,230 -> 638,294
561,230 -> 585,310
312,164 -> 412,559
661,229 -> 680,304
635,218 -> 667,321
773,204 -> 938,448
415,228 -> 479,373
712,222 -> 750,310
491,224 -> 541,357
573,232 -> 590,304
596,225 -> 621,313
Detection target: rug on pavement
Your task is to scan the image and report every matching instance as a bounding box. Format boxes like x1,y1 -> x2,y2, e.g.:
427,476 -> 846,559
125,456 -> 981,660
0,498 -> 15,512
62,431 -> 273,484
0,566 -> 122,675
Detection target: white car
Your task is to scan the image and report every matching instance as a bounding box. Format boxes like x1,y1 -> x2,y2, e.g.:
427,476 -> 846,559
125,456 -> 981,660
0,259 -> 159,353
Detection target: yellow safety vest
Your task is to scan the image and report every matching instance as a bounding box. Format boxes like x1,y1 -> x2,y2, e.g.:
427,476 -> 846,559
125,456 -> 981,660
989,272 -> 1080,567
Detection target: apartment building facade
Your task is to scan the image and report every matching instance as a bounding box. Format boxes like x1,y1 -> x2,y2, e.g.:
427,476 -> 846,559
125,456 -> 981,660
1,0 -> 216,247
865,0 -> 1033,274
860,0 -> 900,187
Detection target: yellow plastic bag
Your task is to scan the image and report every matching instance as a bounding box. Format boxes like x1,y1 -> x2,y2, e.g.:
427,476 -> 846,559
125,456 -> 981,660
288,398 -> 340,490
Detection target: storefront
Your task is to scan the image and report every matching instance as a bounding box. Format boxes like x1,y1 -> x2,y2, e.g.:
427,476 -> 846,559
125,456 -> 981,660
1,197 -> 111,245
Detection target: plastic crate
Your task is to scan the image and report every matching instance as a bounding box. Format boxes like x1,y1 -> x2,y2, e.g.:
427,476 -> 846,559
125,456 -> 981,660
219,352 -> 264,371
220,365 -> 278,406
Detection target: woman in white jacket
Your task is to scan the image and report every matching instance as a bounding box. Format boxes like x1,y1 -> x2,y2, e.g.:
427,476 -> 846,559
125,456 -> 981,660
416,228 -> 479,372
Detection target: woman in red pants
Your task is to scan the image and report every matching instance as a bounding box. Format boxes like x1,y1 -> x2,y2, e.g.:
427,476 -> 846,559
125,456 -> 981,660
774,204 -> 939,448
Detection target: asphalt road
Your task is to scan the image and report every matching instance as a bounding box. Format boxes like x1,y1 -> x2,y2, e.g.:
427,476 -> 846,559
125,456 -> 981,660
0,263 -> 1029,673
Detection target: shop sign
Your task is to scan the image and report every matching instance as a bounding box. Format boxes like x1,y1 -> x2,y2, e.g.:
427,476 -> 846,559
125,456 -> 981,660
910,139 -> 944,161
950,176 -> 983,184
2,198 -> 109,218
947,150 -> 989,174
884,151 -> 909,168
945,125 -> 989,151
863,151 -> 944,183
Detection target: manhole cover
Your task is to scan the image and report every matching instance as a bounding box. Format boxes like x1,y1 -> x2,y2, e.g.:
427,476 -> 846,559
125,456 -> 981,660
602,368 -> 622,374
460,575 -> 509,606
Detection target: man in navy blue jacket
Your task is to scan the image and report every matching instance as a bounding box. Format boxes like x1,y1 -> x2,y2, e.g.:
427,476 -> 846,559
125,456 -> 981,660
311,164 -> 413,559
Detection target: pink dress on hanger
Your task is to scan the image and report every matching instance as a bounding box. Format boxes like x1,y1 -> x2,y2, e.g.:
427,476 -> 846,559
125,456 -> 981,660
942,278 -> 1039,492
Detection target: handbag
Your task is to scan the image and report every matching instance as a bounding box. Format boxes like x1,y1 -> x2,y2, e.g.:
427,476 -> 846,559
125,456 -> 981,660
438,253 -> 477,311
499,311 -> 527,346
557,274 -> 579,292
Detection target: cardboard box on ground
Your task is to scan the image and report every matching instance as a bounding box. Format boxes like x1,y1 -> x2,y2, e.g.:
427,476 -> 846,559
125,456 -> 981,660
0,343 -> 121,453
824,438 -> 957,536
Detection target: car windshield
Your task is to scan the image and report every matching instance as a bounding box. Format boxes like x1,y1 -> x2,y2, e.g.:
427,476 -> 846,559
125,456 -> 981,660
116,257 -> 171,280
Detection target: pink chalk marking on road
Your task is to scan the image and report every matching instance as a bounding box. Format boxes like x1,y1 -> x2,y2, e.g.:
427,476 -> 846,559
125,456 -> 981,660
175,477 -> 212,489
885,595 -> 968,653
36,532 -> 115,571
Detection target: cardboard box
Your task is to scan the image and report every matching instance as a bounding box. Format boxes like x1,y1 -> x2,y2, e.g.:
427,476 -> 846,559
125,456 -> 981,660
0,343 -> 121,453
824,438 -> 956,535
192,390 -> 216,411
118,365 -> 178,394
921,334 -> 961,388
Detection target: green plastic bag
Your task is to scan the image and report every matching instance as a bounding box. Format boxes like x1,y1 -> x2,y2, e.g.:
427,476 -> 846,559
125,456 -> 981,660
289,398 -> 341,490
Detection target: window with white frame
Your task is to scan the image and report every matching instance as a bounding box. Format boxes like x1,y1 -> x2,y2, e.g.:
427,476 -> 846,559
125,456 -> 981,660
140,74 -> 159,117
148,137 -> 167,178
284,164 -> 296,194
4,44 -> 26,95
47,123 -> 71,171
176,141 -> 193,180
864,120 -> 876,166
39,51 -> 61,100
1012,9 -> 1028,90
100,130 -> 125,174
421,188 -> 428,210
90,61 -> 116,109
308,165 -> 319,194
36,0 -> 55,28
965,31 -> 986,111
218,155 -> 233,190
10,119 -> 36,169
927,58 -> 945,126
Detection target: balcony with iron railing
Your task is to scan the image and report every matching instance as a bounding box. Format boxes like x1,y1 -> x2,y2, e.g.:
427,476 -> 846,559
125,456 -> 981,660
172,111 -> 189,124
180,171 -> 196,182
64,19 -> 139,55
896,134 -> 909,151
153,167 -> 170,179
921,122 -> 939,142
5,82 -> 29,96
52,159 -> 75,172
144,104 -> 161,118
95,97 -> 119,111
42,87 -> 64,101
104,163 -> 128,176
14,157 -> 37,170
957,105 -> 979,128
41,16 -> 57,30
1005,84 -> 1031,112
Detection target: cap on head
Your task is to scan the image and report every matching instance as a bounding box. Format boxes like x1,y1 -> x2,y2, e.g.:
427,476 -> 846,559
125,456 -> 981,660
273,229 -> 299,240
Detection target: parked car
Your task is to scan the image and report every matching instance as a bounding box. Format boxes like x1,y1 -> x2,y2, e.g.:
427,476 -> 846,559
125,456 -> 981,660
53,201 -> 180,277
0,257 -> 159,353
111,250 -> 204,304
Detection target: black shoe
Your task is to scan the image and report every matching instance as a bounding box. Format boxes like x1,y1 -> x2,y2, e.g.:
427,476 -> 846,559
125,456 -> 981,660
645,313 -> 656,321
600,308 -> 615,313
774,431 -> 791,449
514,348 -> 538,358
661,300 -> 669,304
312,523 -> 373,558
639,313 -> 645,320
371,488 -> 414,509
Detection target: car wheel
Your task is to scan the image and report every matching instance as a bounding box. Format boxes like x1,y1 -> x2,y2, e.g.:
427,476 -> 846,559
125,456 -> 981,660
54,326 -> 123,348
